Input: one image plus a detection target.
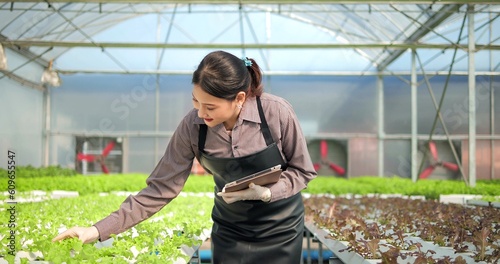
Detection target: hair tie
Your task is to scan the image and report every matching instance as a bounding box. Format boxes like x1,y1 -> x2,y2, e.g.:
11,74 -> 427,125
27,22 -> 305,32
242,57 -> 252,67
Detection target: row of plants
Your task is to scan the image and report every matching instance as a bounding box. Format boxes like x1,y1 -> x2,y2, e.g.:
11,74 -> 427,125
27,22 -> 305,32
304,195 -> 500,263
306,177 -> 500,200
0,166 -> 77,178
0,193 -> 214,263
2,173 -> 500,199
0,174 -> 216,196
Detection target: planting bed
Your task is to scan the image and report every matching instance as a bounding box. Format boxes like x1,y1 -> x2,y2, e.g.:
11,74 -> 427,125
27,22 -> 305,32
0,192 -> 214,264
2,170 -> 500,264
303,194 -> 500,264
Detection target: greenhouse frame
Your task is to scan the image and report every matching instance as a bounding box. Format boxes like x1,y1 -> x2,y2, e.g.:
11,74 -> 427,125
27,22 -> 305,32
1,0 -> 499,186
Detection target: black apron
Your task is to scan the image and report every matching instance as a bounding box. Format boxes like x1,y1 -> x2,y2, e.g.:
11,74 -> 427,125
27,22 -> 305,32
198,97 -> 304,264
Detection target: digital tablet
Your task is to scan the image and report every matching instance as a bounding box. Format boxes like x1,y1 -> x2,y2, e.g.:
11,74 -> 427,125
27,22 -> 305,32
223,165 -> 282,192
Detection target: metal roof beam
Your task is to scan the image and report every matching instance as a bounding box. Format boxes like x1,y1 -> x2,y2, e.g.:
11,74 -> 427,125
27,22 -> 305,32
0,34 -> 50,67
377,4 -> 462,71
0,1 -> 498,4
3,40 -> 500,50
57,69 -> 500,76
0,69 -> 46,91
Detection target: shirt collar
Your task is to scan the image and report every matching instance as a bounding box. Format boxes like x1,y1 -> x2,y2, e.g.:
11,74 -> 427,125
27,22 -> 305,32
239,96 -> 260,124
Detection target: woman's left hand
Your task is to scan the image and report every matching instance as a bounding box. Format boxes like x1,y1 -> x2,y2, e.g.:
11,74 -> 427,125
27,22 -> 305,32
217,183 -> 271,204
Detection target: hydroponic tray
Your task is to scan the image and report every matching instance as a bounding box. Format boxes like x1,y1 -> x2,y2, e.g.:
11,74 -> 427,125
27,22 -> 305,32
303,195 -> 499,264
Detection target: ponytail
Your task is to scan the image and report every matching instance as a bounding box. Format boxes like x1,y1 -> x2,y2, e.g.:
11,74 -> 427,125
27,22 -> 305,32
244,57 -> 263,97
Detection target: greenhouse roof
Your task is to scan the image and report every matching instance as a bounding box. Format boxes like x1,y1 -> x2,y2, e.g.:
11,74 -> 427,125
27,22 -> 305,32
0,1 -> 499,78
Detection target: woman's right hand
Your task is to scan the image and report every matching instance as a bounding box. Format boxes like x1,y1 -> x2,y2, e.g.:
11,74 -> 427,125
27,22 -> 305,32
52,226 -> 100,244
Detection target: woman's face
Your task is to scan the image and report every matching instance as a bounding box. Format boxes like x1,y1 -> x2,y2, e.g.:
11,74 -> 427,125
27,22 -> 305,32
192,84 -> 243,129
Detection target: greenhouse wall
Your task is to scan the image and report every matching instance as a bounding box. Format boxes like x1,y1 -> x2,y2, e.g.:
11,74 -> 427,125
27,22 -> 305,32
0,48 -> 45,167
384,75 -> 500,135
41,73 -> 499,178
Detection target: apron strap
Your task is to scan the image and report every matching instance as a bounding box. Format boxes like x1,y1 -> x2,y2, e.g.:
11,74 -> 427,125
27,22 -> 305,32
256,96 -> 274,146
198,96 -> 274,152
198,123 -> 208,153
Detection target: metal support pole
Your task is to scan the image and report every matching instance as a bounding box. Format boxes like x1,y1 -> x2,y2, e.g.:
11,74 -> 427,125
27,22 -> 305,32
239,3 -> 246,58
154,13 -> 163,165
42,88 -> 50,166
489,11 -> 495,180
492,83 -> 495,180
411,49 -> 418,182
318,239 -> 323,263
312,236 -> 324,263
306,229 -> 311,264
155,74 -> 160,164
468,5 -> 477,187
377,74 -> 385,177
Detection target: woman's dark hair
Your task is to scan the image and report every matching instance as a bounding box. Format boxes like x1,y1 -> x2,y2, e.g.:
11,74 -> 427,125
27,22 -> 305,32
192,50 -> 263,100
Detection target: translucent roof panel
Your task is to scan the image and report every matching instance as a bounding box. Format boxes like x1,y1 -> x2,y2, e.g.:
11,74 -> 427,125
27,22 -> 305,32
1,2 -> 499,74
54,9 -> 374,72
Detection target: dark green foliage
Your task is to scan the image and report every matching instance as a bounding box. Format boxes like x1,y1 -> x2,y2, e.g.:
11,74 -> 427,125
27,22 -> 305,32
2,169 -> 500,199
0,174 -> 215,195
305,176 -> 500,200
0,165 -> 77,178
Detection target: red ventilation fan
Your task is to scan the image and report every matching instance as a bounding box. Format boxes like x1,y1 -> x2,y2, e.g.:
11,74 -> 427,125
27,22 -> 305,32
419,141 -> 459,179
77,140 -> 116,174
313,140 -> 346,176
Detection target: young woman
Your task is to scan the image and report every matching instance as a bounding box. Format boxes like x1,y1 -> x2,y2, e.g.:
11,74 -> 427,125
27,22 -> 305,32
53,50 -> 317,264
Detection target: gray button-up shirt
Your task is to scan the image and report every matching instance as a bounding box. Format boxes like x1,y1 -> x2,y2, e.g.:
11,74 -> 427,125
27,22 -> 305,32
94,92 -> 317,241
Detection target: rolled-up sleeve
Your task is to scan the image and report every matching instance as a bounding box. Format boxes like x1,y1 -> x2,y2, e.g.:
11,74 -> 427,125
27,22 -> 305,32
94,112 -> 196,241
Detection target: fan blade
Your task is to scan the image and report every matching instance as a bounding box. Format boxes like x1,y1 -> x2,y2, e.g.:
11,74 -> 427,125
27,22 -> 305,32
102,141 -> 116,157
419,166 -> 436,179
77,153 -> 96,162
428,141 -> 439,161
101,163 -> 110,174
313,163 -> 321,171
328,162 -> 346,176
320,140 -> 328,159
441,162 -> 459,171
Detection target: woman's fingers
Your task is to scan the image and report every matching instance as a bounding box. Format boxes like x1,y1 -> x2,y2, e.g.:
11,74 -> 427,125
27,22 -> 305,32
52,226 -> 99,244
52,228 -> 78,242
217,183 -> 270,203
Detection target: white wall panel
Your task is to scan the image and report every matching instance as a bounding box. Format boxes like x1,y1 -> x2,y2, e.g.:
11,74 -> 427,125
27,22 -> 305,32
0,77 -> 44,168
